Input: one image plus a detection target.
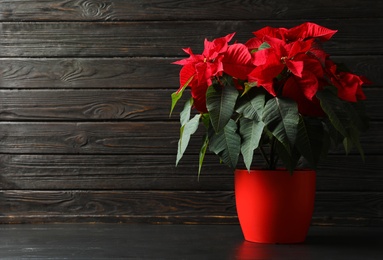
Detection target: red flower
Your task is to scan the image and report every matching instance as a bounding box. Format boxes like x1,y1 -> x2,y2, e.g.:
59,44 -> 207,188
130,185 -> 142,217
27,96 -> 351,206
222,43 -> 254,80
281,53 -> 326,116
286,22 -> 338,42
251,22 -> 337,43
173,23 -> 368,116
246,22 -> 342,116
326,60 -> 368,102
248,36 -> 315,96
283,75 -> 325,117
173,33 -> 235,112
252,26 -> 288,41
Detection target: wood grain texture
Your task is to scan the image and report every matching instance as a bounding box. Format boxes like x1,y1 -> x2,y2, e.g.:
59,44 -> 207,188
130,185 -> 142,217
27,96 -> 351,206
0,121 -> 381,154
0,0 -> 381,21
0,121 -> 179,154
0,56 -> 381,90
1,20 -> 382,57
313,192 -> 383,226
0,190 -> 238,224
0,88 -> 380,121
0,190 -> 382,225
0,89 -> 172,121
0,58 -> 178,89
0,225 -> 382,260
0,154 -> 382,191
0,1 -> 382,226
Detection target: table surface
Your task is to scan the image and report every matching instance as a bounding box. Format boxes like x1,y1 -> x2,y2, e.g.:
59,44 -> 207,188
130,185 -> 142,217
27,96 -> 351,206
0,224 -> 382,259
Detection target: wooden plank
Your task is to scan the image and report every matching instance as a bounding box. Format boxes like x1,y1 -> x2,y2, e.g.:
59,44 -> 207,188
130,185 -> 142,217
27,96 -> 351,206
0,154 -> 382,191
0,89 -> 172,121
364,88 -> 383,120
0,121 -> 381,155
0,190 -> 382,225
0,121 -> 180,155
0,154 -> 231,191
0,88 -> 380,121
1,20 -> 382,57
0,225 -> 382,260
0,225 -> 244,260
0,0 -> 381,21
313,192 -> 383,226
0,190 -> 237,224
1,226 -> 383,260
0,58 -> 179,89
316,155 -> 383,192
0,56 -> 381,90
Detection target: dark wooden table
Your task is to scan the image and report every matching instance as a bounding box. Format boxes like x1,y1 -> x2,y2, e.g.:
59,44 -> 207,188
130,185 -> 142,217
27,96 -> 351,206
0,224 -> 382,259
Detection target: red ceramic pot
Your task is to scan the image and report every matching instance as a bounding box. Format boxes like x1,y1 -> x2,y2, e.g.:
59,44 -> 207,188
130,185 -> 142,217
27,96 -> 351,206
235,169 -> 316,244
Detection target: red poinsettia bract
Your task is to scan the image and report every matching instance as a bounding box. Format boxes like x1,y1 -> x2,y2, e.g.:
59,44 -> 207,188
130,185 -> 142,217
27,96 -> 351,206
173,33 -> 235,112
245,22 -> 369,116
173,22 -> 368,116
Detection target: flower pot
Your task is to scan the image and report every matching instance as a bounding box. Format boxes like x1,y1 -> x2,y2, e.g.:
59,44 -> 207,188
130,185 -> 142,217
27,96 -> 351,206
235,169 -> 316,244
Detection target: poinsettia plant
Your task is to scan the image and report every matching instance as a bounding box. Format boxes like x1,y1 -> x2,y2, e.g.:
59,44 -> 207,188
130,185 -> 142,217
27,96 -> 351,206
170,22 -> 370,175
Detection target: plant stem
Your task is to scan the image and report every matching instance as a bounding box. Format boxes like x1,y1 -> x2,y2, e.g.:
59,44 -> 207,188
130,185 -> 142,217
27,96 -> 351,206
270,137 -> 277,170
273,155 -> 279,169
258,146 -> 270,169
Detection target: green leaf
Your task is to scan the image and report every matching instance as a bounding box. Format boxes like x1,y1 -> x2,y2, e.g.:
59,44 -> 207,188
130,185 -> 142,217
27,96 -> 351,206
201,113 -> 210,128
176,113 -> 201,166
345,101 -> 369,133
316,89 -> 350,137
170,75 -> 194,116
295,116 -> 327,168
209,119 -> 241,168
275,139 -> 300,173
198,134 -> 209,179
343,136 -> 353,155
179,98 -> 193,126
323,118 -> 343,148
258,42 -> 271,51
236,87 -> 266,121
345,126 -> 365,161
206,75 -> 239,133
240,118 -> 265,171
262,97 -> 299,154
317,89 -> 366,159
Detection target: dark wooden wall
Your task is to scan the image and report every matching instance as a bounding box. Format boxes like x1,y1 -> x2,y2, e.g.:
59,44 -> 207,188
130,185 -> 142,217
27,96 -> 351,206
0,0 -> 382,225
